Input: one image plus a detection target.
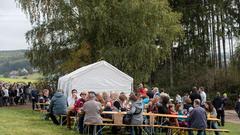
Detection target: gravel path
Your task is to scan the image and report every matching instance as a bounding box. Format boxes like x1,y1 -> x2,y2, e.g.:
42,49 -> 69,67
225,110 -> 240,124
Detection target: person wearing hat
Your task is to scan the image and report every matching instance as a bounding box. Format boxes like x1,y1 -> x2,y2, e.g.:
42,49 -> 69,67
67,91 -> 87,129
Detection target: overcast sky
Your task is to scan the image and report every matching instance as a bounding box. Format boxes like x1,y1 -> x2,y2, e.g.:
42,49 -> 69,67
0,0 -> 31,50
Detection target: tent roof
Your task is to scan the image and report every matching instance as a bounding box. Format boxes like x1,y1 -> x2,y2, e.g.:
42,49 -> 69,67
69,60 -> 133,81
58,60 -> 133,93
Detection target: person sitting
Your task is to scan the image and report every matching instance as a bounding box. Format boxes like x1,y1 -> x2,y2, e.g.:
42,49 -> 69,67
113,94 -> 127,112
67,89 -> 78,108
110,93 -> 127,134
188,99 -> 207,135
157,94 -> 169,126
204,101 -> 219,135
38,91 -> 45,110
102,101 -> 113,119
183,97 -> 193,115
147,96 -> 159,113
48,89 -> 67,125
96,93 -> 105,106
67,91 -> 87,129
168,104 -> 179,126
82,91 -> 102,135
175,103 -> 188,127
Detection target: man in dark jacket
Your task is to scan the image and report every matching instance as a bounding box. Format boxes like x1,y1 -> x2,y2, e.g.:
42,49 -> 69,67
190,86 -> 201,105
0,85 -> 4,107
31,88 -> 38,110
212,92 -> 225,126
235,95 -> 240,119
49,89 -> 67,125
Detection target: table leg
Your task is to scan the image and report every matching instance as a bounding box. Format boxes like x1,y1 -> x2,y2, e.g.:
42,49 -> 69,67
93,125 -> 97,135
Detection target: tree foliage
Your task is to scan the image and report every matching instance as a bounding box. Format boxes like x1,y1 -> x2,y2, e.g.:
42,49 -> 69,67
16,0 -> 182,82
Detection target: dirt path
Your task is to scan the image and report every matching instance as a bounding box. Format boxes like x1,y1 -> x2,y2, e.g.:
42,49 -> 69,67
225,110 -> 240,124
2,103 -> 31,109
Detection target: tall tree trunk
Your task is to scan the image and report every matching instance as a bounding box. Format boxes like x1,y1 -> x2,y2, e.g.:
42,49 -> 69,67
221,12 -> 227,74
216,12 -> 222,68
211,4 -> 217,68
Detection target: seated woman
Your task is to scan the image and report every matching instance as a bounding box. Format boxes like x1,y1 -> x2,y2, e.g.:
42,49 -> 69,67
102,101 -> 113,119
147,96 -> 159,113
113,93 -> 128,112
204,101 -> 219,135
175,103 -> 188,127
168,104 -> 179,126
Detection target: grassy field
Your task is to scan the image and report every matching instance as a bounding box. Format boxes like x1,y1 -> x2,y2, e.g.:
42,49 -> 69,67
0,107 -> 78,135
0,107 -> 239,135
0,73 -> 42,83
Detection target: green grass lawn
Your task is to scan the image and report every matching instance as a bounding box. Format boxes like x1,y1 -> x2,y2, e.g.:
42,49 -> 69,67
0,108 -> 78,135
0,107 -> 239,135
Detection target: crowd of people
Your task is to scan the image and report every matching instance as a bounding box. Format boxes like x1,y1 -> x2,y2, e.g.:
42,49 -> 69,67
39,83 -> 240,135
1,80 -> 240,135
0,81 -> 33,107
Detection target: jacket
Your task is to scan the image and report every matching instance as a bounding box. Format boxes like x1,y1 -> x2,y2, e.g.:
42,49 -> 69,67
235,100 -> 240,113
212,96 -> 224,110
190,92 -> 201,105
49,92 -> 67,115
127,100 -> 143,125
189,106 -> 207,129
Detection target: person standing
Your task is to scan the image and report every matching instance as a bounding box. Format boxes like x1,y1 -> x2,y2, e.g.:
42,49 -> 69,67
0,85 -> 5,107
3,85 -> 9,106
188,99 -> 207,135
175,94 -> 182,103
235,95 -> 240,119
127,92 -> 143,135
190,87 -> 202,105
199,87 -> 207,105
212,92 -> 225,126
31,87 -> 38,110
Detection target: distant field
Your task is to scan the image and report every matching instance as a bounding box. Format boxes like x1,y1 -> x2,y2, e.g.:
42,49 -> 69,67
0,73 -> 42,83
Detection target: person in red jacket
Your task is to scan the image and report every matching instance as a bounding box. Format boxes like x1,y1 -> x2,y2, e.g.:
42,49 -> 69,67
138,83 -> 147,97
67,91 -> 87,129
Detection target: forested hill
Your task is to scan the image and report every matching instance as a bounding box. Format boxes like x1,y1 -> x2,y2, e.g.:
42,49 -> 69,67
0,50 -> 31,75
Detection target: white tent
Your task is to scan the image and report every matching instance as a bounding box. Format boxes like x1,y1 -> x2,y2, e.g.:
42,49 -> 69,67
58,60 -> 133,97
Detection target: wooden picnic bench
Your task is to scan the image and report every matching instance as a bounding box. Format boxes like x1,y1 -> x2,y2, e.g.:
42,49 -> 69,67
84,122 -> 230,135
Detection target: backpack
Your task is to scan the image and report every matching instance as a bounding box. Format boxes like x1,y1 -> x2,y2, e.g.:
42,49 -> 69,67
123,107 -> 142,124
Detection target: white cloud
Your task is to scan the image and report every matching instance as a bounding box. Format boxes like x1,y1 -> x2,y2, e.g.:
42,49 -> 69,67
0,0 -> 31,50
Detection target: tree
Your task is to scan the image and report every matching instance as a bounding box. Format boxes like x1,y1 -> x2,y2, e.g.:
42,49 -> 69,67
16,0 -> 182,83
